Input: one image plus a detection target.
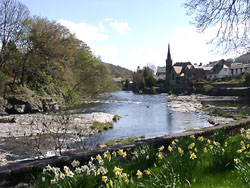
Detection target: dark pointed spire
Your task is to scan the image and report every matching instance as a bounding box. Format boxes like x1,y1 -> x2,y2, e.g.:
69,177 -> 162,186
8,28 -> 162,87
167,43 -> 171,61
166,43 -> 172,67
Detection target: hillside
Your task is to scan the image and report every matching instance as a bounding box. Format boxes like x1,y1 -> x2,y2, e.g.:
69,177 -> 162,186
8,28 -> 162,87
103,63 -> 133,79
235,52 -> 250,63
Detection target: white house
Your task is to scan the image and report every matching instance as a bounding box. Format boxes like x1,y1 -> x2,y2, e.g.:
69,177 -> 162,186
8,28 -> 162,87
207,64 -> 231,79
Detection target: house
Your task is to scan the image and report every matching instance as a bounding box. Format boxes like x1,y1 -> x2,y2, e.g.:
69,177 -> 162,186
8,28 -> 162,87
207,60 -> 231,79
231,63 -> 250,76
156,66 -> 166,80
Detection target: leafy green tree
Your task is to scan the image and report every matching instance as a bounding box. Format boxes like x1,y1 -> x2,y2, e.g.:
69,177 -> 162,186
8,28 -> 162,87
0,0 -> 30,68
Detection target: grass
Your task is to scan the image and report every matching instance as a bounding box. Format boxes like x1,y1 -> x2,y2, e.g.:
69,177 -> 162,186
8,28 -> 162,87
30,129 -> 250,188
105,137 -> 139,146
112,115 -> 121,122
90,121 -> 114,132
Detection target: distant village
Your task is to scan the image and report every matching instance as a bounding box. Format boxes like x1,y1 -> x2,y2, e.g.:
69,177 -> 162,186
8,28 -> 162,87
156,44 -> 250,89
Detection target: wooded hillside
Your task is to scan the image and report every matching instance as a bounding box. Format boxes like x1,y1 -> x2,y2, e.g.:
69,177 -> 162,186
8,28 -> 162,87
0,0 -> 130,104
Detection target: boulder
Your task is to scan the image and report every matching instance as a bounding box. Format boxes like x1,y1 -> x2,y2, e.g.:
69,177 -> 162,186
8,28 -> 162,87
5,96 -> 42,114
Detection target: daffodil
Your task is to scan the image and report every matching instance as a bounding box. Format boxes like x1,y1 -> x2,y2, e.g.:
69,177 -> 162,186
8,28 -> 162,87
198,136 -> 204,142
122,151 -> 127,158
188,143 -> 195,149
118,149 -> 124,156
107,154 -> 112,161
102,176 -> 108,183
158,152 -> 163,159
124,178 -> 129,183
51,179 -> 56,184
190,152 -> 197,160
68,170 -> 74,178
103,150 -> 110,158
46,164 -> 52,171
81,165 -> 89,172
60,173 -> 65,179
75,167 -> 81,174
207,139 -> 211,144
237,149 -> 242,154
141,149 -> 146,154
113,167 -> 123,177
203,147 -> 208,153
194,147 -> 198,153
224,142 -> 228,147
144,169 -> 150,175
112,151 -> 117,157
96,154 -> 102,161
71,160 -> 80,167
172,140 -> 176,145
99,159 -> 104,165
136,170 -> 143,178
178,147 -> 184,156
64,166 -> 69,172
234,158 -> 240,164
168,145 -> 173,152
158,146 -> 165,151
109,180 -> 113,187
190,135 -> 195,139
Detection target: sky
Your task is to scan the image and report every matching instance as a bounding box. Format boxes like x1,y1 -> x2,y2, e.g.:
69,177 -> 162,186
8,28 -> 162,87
19,0 -> 232,71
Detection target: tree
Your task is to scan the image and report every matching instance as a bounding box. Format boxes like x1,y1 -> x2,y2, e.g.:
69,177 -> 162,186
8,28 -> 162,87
184,0 -> 250,54
0,0 -> 30,68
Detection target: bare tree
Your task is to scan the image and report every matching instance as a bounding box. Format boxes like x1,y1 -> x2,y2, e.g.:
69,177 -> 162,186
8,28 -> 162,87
0,0 -> 30,67
184,0 -> 250,54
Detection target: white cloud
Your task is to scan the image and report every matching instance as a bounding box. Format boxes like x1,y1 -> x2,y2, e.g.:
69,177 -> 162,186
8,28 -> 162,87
110,21 -> 131,34
92,46 -> 118,63
58,19 -> 108,43
167,26 -> 232,64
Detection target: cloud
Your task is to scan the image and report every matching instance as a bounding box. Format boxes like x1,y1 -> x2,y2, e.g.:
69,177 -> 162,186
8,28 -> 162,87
57,19 -> 108,43
167,26 -> 232,64
92,46 -> 118,63
110,21 -> 131,34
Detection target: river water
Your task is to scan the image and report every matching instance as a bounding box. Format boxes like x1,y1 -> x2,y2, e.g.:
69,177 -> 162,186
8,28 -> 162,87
82,91 -> 212,146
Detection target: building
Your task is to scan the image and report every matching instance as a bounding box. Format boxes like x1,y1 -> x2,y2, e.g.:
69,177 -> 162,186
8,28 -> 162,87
165,44 -> 179,85
207,60 -> 231,79
231,63 -> 250,76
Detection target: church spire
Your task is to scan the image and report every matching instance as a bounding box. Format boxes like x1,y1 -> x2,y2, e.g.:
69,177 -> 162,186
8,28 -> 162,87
166,43 -> 172,67
167,43 -> 171,62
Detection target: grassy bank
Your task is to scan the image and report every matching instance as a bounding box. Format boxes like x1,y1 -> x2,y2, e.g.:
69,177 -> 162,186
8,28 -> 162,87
29,129 -> 250,187
90,122 -> 114,132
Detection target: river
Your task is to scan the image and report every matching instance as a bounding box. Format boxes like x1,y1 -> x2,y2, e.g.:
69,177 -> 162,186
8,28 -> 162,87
82,91 -> 212,146
0,91 -> 213,164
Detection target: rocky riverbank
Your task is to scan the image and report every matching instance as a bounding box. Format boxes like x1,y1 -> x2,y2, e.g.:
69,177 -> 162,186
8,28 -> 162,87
0,112 -> 114,166
167,94 -> 250,126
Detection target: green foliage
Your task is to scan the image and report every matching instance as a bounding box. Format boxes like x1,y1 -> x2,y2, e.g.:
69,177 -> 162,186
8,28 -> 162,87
0,15 -> 119,101
90,122 -> 114,132
112,115 -> 121,122
103,63 -> 133,79
132,66 -> 156,93
105,137 -> 139,146
31,131 -> 250,188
